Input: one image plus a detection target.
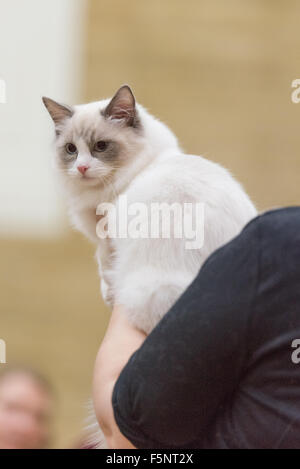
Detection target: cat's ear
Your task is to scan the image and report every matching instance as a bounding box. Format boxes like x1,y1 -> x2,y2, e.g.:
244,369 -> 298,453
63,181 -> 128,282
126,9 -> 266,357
42,97 -> 73,127
103,85 -> 139,128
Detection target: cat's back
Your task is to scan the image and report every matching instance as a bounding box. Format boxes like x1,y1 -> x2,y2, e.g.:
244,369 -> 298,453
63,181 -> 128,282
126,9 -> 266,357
123,151 -> 256,224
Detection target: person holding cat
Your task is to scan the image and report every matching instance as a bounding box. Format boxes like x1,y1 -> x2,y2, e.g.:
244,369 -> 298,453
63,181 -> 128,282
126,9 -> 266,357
94,207 -> 300,449
43,85 -> 299,448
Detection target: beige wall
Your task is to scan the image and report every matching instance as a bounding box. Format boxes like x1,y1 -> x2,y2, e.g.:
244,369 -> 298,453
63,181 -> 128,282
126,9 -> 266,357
0,236 -> 108,448
85,0 -> 300,211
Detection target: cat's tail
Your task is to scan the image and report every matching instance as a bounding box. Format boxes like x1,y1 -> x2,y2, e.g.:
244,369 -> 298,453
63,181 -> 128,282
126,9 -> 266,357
83,399 -> 108,450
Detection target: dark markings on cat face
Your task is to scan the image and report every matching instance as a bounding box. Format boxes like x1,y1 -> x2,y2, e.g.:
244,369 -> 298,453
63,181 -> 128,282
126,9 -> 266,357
57,137 -> 122,167
89,140 -> 122,164
102,84 -> 141,130
43,85 -> 143,171
59,146 -> 77,164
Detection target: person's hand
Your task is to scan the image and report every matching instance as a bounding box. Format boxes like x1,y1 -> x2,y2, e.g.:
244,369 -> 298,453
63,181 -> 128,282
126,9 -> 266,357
93,305 -> 147,449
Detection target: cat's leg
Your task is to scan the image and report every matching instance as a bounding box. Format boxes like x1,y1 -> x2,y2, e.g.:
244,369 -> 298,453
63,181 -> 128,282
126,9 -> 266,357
95,242 -> 114,307
85,400 -> 108,449
100,277 -> 111,306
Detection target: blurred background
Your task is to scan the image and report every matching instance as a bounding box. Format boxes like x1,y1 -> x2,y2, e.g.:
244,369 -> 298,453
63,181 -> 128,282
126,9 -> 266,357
0,0 -> 300,448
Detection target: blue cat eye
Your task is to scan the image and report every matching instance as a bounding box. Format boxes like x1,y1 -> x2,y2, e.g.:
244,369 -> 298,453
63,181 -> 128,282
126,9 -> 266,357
94,141 -> 108,152
65,143 -> 78,156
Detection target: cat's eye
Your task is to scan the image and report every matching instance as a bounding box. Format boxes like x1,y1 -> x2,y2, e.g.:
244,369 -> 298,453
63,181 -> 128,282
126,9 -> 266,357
94,141 -> 108,152
65,143 -> 78,155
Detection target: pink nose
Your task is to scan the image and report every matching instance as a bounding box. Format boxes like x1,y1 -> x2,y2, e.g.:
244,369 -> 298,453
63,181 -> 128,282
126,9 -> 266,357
77,165 -> 89,175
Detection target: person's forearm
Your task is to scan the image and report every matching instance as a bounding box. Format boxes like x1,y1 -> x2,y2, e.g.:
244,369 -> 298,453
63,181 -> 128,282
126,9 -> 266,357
93,305 -> 146,448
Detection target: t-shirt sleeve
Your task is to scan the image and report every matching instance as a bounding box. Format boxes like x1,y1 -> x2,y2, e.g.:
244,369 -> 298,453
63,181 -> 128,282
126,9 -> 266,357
112,218 -> 260,449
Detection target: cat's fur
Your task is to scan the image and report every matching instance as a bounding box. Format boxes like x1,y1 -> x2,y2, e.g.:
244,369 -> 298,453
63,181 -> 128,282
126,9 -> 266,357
43,85 -> 257,447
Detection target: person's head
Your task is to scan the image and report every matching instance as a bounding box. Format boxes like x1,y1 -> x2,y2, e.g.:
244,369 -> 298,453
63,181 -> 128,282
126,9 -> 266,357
0,366 -> 55,449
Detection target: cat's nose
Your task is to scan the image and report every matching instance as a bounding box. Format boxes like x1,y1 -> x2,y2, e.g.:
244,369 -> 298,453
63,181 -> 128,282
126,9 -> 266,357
77,165 -> 89,175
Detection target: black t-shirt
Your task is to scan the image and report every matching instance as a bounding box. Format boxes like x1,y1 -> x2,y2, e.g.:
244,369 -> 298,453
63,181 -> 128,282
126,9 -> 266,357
112,207 -> 300,449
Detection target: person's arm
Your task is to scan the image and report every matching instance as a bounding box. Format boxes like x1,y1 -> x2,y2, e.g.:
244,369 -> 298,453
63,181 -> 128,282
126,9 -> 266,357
109,218 -> 260,449
93,305 -> 146,449
94,210 -> 300,449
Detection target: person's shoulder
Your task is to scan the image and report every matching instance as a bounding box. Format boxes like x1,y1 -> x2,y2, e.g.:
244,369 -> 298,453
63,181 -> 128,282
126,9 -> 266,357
250,207 -> 300,249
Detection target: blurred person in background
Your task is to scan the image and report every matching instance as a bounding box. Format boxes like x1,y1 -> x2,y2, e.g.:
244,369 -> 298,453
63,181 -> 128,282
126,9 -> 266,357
0,366 -> 55,449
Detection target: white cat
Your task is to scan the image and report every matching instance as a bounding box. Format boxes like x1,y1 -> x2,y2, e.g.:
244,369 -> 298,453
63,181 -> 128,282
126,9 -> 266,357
43,85 -> 257,446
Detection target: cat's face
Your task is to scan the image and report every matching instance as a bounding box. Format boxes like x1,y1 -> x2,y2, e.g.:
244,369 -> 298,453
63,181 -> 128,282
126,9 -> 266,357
43,85 -> 143,188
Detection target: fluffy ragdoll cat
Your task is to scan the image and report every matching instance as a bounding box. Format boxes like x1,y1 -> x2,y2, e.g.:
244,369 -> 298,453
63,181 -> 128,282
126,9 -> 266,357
43,85 -> 257,447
